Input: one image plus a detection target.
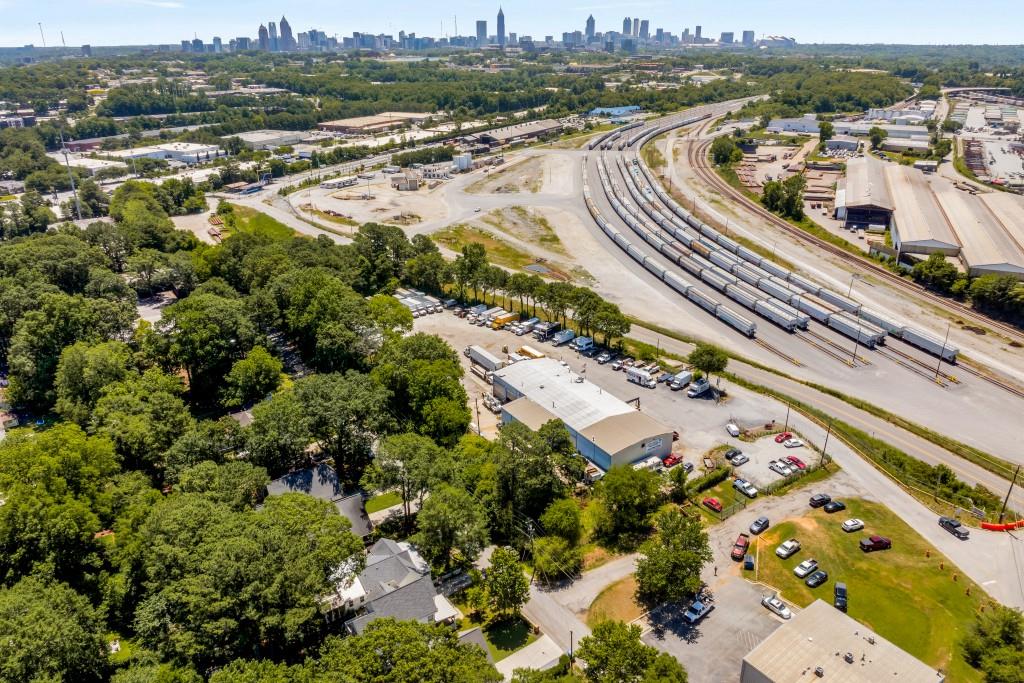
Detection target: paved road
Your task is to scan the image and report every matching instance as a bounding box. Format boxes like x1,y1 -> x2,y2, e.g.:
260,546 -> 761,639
521,583 -> 592,655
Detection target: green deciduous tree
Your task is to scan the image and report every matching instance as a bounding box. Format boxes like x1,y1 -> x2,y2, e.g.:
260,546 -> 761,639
868,126 -> 888,149
367,293 -> 414,337
54,339 -> 138,425
414,485 -> 489,570
710,135 -> 741,165
0,577 -> 108,683
361,432 -> 448,528
176,461 -> 270,511
818,121 -> 835,142
634,508 -> 712,605
245,391 -> 312,477
540,498 -> 583,545
911,253 -> 960,294
486,546 -> 529,618
532,536 -> 583,584
593,466 -> 662,548
221,346 -> 283,408
577,620 -> 687,682
686,343 -> 729,387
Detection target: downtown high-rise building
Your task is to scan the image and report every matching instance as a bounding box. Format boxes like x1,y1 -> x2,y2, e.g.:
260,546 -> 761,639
585,15 -> 595,41
268,21 -> 278,51
476,20 -> 487,45
622,17 -> 631,36
742,30 -> 755,46
258,24 -> 269,51
497,7 -> 505,47
632,17 -> 639,36
279,16 -> 295,51
639,19 -> 649,40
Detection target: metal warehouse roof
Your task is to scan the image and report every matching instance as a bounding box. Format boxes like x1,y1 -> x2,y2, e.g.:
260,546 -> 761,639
979,192 -> 1024,256
844,157 -> 894,211
494,358 -> 633,430
932,182 -> 1024,277
742,600 -> 945,683
884,166 -> 960,253
502,397 -> 559,431
579,411 -> 673,455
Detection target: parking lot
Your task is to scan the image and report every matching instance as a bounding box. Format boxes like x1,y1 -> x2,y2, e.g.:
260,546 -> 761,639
730,434 -> 823,490
414,309 -> 799,473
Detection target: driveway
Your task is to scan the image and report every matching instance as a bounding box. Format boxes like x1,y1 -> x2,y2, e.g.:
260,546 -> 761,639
495,635 -> 562,680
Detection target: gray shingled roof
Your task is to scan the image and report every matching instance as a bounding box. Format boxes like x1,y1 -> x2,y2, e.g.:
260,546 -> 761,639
266,464 -> 372,537
345,539 -> 440,634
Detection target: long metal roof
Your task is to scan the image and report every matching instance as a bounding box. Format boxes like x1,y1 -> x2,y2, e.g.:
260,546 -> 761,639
844,157 -> 894,211
884,166 -> 960,252
932,182 -> 1024,276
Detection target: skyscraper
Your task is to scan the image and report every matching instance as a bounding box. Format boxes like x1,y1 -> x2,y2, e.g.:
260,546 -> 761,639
632,18 -> 639,36
639,20 -> 649,40
585,15 -> 595,41
622,17 -> 631,36
258,24 -> 269,51
268,21 -> 278,52
695,25 -> 703,42
742,30 -> 755,47
720,32 -> 734,44
212,36 -> 222,53
476,20 -> 487,45
279,16 -> 294,51
497,7 -> 505,47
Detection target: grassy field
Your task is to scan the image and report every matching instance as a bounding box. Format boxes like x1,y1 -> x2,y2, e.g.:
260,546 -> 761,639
482,616 -> 537,661
433,224 -> 539,271
364,491 -> 402,514
223,203 -> 295,240
754,498 -> 985,681
585,575 -> 643,626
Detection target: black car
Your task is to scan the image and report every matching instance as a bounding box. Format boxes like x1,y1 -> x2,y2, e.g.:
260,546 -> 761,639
939,516 -> 970,540
750,516 -> 770,535
809,493 -> 831,508
725,448 -> 742,460
834,582 -> 848,611
823,501 -> 846,513
805,569 -> 829,588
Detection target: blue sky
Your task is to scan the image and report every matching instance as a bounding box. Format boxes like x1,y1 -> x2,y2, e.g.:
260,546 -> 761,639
2,0 -> 1021,47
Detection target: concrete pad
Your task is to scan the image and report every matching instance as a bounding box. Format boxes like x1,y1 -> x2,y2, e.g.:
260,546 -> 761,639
495,634 -> 562,680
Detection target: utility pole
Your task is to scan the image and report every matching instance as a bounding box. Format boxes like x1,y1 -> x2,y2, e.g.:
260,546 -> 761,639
784,404 -> 790,432
59,132 -> 82,222
998,464 -> 1020,524
822,419 -> 833,464
474,397 -> 481,435
934,322 -> 951,383
527,521 -> 537,585
850,331 -> 860,367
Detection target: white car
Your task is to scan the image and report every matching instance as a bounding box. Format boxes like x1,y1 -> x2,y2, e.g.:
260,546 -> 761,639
842,519 -> 865,533
725,422 -> 740,437
794,559 -> 818,578
775,539 -> 801,559
733,478 -> 758,498
761,594 -> 792,620
769,460 -> 793,477
783,438 -> 804,449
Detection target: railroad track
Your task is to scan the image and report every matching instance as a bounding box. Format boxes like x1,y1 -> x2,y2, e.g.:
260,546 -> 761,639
754,338 -> 804,367
802,329 -> 872,366
875,348 -> 950,388
793,331 -> 858,367
882,344 -> 961,384
684,133 -> 1024,349
957,362 -> 1024,400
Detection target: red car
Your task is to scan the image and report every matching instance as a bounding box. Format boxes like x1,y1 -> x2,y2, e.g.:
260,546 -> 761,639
775,432 -> 793,444
859,535 -> 892,552
731,533 -> 750,561
785,455 -> 806,470
663,454 -> 681,468
703,497 -> 723,513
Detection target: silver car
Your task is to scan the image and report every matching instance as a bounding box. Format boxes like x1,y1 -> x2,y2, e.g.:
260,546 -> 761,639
794,559 -> 818,578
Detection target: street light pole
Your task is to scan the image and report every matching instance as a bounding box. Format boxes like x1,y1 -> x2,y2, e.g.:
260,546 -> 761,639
934,322 -> 951,383
998,464 -> 1020,524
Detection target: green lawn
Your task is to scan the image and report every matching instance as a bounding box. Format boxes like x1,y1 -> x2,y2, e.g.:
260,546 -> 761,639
754,498 -> 984,681
223,203 -> 295,240
482,615 -> 537,661
364,491 -> 402,514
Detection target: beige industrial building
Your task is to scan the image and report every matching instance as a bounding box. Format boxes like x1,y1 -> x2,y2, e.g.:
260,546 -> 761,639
932,182 -> 1024,279
318,112 -> 434,134
493,358 -> 672,471
836,156 -> 894,227
741,600 -> 945,683
885,165 -> 961,256
470,119 -> 563,147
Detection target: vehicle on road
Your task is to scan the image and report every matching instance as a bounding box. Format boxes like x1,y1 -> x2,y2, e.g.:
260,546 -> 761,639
682,462 -> 694,474
626,366 -> 657,389
824,501 -> 847,513
805,569 -> 829,588
769,460 -> 793,477
785,455 -> 806,470
809,494 -> 832,508
859,535 -> 892,552
783,438 -> 804,449
597,352 -> 613,364
682,599 -> 713,624
939,517 -> 970,540
658,372 -> 675,384
703,497 -> 723,513
726,422 -> 740,437
794,559 -> 818,578
662,454 -> 682,468
750,516 -> 770,535
834,582 -> 848,611
761,594 -> 792,620
686,377 -> 711,398
551,329 -> 575,346
775,539 -> 800,559
733,478 -> 758,498
731,533 -> 750,561
841,519 -> 864,533
775,432 -> 793,444
611,359 -> 624,371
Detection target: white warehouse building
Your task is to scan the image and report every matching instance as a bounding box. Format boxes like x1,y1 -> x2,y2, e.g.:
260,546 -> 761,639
107,142 -> 223,165
492,358 -> 673,471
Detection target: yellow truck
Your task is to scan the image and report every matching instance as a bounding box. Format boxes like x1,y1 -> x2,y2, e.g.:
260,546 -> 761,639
491,312 -> 518,329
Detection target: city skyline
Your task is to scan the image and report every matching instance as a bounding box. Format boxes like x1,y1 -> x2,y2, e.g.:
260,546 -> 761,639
2,0 -> 1022,47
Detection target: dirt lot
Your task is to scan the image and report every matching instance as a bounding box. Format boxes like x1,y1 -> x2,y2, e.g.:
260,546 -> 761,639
465,154 -> 575,196
289,175 -> 449,228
